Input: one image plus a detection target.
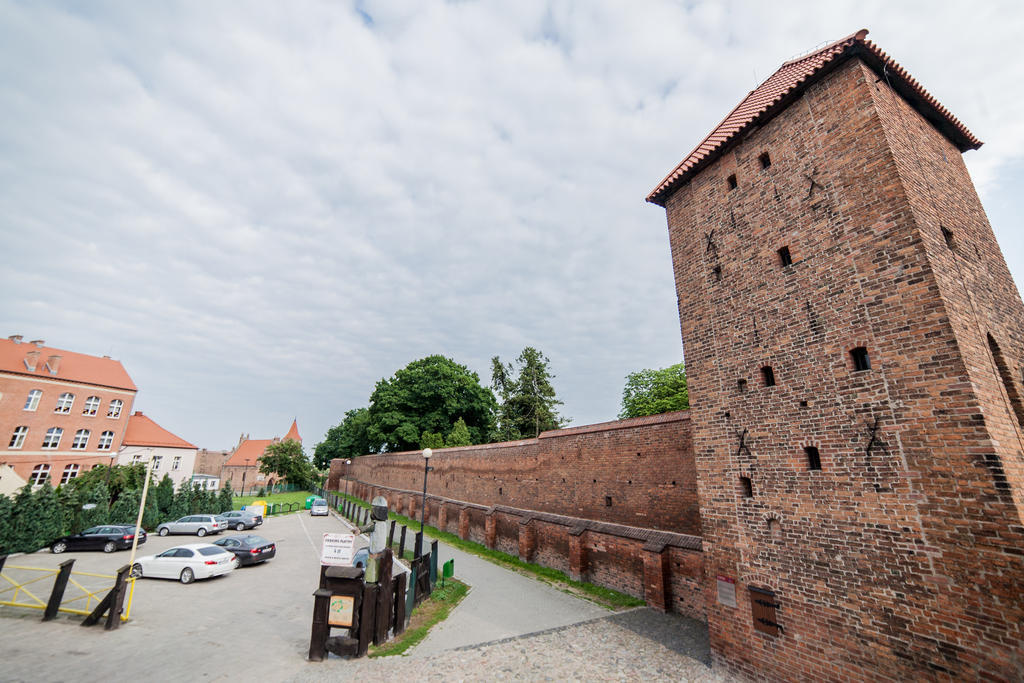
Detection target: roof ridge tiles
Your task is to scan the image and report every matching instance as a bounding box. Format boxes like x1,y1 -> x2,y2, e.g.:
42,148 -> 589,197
647,28 -> 981,206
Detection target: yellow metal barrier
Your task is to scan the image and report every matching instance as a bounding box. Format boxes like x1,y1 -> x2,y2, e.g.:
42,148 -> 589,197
0,563 -> 126,622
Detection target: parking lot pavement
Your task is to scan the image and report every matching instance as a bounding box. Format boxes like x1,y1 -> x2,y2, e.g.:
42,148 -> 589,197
0,512 -> 349,683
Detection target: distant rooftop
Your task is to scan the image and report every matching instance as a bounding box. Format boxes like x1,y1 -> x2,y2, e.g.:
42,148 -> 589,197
0,335 -> 136,391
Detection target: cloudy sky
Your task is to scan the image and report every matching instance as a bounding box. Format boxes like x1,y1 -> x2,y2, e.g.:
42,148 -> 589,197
2,1 -> 1022,451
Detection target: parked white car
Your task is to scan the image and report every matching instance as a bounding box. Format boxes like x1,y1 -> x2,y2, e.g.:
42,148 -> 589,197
130,543 -> 237,584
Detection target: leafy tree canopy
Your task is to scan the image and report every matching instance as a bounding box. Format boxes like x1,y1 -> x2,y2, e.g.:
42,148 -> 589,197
314,407 -> 373,468
258,438 -> 314,488
492,347 -> 565,440
618,361 -> 689,419
367,355 -> 497,452
445,417 -> 472,447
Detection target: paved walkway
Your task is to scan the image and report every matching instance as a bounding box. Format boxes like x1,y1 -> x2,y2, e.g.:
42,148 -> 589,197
409,532 -> 607,656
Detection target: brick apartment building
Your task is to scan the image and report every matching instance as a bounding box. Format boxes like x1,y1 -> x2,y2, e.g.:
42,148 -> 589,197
0,335 -> 137,487
648,29 -> 1023,680
221,420 -> 301,495
116,411 -> 198,491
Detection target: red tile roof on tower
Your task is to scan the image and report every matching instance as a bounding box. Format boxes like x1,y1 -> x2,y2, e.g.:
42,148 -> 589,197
647,29 -> 982,206
123,411 -> 197,449
0,336 -> 136,391
224,439 -> 274,467
284,419 -> 301,442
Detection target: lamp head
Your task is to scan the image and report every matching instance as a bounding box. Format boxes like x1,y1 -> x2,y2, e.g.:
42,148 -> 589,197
423,448 -> 432,460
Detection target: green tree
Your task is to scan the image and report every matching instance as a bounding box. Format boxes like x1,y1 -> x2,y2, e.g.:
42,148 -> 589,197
259,439 -> 314,488
446,417 -> 472,447
367,355 -> 497,452
314,407 -> 373,468
79,482 -> 111,529
419,431 -> 445,449
9,484 -> 40,552
618,362 -> 689,419
109,489 -> 140,525
217,481 -> 234,513
153,474 -> 175,516
34,482 -> 63,548
0,493 -> 13,553
492,347 -> 565,439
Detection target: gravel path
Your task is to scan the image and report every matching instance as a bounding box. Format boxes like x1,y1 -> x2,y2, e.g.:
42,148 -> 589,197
290,608 -> 731,682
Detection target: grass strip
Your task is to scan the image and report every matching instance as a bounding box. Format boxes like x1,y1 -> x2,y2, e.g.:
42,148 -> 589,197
369,579 -> 469,657
334,492 -> 644,610
233,490 -> 313,508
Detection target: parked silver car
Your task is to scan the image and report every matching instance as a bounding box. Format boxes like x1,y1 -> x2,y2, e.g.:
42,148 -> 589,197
218,510 -> 260,531
310,499 -> 329,516
156,515 -> 227,537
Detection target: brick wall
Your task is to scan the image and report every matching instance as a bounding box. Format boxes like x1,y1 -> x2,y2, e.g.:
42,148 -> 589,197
661,56 -> 1024,680
328,411 -> 705,618
329,411 -> 699,535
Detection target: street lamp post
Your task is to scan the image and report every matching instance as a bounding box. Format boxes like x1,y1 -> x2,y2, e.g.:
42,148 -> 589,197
343,459 -> 352,501
417,448 -> 433,557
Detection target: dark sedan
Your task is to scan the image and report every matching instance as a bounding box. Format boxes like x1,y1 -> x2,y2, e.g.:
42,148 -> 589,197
211,534 -> 276,566
51,525 -> 147,554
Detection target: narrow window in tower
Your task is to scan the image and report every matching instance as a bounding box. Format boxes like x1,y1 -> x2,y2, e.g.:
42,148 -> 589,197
737,379 -> 748,393
605,496 -> 612,507
713,265 -> 722,281
778,246 -> 792,267
759,152 -> 772,169
941,226 -> 955,250
727,174 -> 738,190
851,347 -> 871,371
740,477 -> 753,498
761,366 -> 776,386
498,487 -> 503,496
750,586 -> 781,636
805,446 -> 822,470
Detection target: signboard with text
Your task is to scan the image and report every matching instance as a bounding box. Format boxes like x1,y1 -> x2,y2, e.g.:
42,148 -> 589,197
321,532 -> 355,566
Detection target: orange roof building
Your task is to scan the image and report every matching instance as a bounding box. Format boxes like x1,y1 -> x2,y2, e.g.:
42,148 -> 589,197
0,335 -> 138,487
221,420 -> 302,495
117,411 -> 199,491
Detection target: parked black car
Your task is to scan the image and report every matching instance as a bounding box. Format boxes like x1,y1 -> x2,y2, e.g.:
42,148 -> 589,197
211,534 -> 276,566
51,525 -> 147,554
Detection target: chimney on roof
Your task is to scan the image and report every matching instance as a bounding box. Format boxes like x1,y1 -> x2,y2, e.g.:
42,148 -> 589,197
29,339 -> 44,348
45,355 -> 62,375
24,350 -> 40,371
134,411 -> 143,416
8,335 -> 22,344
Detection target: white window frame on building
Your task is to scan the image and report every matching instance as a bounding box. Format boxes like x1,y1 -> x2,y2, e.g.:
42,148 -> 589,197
9,426 -> 28,449
107,399 -> 123,418
172,456 -> 181,470
55,392 -> 75,414
152,455 -> 162,470
131,453 -> 143,465
42,427 -> 63,449
83,396 -> 100,416
61,463 -> 80,484
98,430 -> 114,450
24,389 -> 42,411
72,429 -> 90,450
30,464 -> 51,485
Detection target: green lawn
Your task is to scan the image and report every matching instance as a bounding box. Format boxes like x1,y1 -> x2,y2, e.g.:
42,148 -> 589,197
233,490 -> 313,509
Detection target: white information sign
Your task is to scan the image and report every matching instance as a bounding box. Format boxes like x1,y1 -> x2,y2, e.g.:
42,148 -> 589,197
321,532 -> 355,566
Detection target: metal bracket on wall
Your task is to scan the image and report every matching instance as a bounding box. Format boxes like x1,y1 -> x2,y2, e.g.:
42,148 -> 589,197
804,169 -> 823,198
705,229 -> 717,256
864,417 -> 889,458
736,428 -> 752,458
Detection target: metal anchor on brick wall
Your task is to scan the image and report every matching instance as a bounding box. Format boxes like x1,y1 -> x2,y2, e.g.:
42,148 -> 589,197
864,417 -> 889,458
705,229 -> 717,256
736,428 -> 753,458
804,168 -> 824,198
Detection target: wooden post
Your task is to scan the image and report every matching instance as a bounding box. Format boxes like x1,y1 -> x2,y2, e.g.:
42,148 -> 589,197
392,572 -> 407,635
357,581 -> 376,657
373,548 -> 393,646
308,587 -> 332,661
429,540 -> 438,589
43,559 -> 75,621
387,520 -> 396,547
414,531 -> 423,559
398,525 -> 407,559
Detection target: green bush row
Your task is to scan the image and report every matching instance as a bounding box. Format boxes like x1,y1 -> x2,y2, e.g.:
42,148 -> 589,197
0,465 -> 236,555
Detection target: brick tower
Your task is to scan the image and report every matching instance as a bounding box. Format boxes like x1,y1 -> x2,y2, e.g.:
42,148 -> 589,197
648,30 -> 1024,680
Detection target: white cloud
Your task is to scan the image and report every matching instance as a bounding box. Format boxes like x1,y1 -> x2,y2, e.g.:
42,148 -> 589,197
1,0 -> 1021,448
